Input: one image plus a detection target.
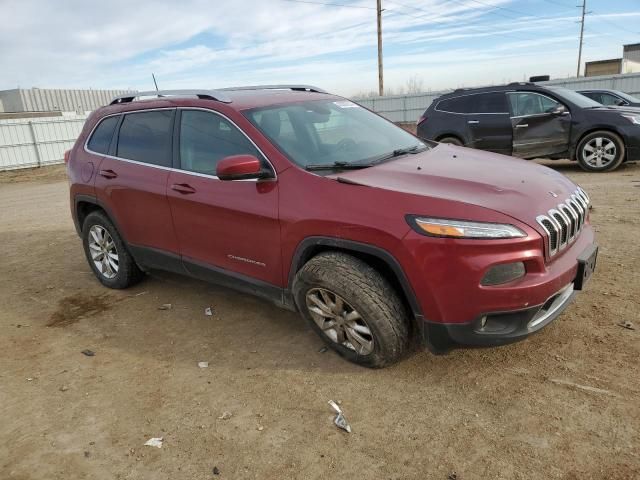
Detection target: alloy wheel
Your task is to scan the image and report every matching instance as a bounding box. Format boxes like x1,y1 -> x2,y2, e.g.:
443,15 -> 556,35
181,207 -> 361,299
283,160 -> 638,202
88,225 -> 119,279
583,136 -> 617,168
305,288 -> 374,355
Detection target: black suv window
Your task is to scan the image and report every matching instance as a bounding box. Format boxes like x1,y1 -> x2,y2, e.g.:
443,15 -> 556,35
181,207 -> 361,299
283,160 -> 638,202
87,116 -> 119,154
179,110 -> 261,176
471,92 -> 509,114
599,92 -> 624,106
117,110 -> 174,167
508,92 -> 560,117
437,96 -> 473,114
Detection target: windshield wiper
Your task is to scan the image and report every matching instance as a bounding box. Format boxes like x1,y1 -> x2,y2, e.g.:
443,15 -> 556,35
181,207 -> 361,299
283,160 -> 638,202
305,161 -> 373,171
373,144 -> 428,163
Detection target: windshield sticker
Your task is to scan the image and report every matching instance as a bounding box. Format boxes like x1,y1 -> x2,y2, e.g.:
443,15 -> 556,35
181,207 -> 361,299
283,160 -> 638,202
333,100 -> 360,109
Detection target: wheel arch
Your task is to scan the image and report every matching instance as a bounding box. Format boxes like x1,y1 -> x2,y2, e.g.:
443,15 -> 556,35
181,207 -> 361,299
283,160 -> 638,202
435,133 -> 465,145
287,237 -> 423,323
74,195 -> 124,238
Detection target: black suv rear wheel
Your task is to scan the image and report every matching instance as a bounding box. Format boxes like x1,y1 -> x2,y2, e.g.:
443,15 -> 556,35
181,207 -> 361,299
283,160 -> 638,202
293,252 -> 410,368
576,130 -> 625,172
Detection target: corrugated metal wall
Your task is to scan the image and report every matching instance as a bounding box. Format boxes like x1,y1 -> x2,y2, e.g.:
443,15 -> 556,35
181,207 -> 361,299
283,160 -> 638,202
0,115 -> 88,170
0,89 -> 134,113
353,72 -> 640,123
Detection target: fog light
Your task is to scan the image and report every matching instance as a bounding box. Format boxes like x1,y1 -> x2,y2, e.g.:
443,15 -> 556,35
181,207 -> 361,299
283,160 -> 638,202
481,262 -> 526,286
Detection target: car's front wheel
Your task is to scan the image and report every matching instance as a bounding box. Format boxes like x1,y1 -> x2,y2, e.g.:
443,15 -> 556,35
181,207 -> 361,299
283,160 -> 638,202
576,131 -> 625,172
293,252 -> 410,368
82,211 -> 144,289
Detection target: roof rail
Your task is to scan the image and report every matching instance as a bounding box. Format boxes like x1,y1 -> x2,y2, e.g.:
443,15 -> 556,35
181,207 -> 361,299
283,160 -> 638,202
109,89 -> 232,105
507,82 -> 535,86
219,84 -> 327,94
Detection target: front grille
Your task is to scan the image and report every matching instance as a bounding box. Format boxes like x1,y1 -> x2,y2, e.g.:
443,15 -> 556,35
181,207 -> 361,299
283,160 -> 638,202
536,187 -> 590,257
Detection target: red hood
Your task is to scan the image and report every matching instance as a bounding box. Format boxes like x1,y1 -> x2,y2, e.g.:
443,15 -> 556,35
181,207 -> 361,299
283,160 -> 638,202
329,144 -> 579,233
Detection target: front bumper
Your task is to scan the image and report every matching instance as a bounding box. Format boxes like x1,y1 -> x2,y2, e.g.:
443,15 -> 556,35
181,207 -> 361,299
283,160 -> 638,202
422,282 -> 576,352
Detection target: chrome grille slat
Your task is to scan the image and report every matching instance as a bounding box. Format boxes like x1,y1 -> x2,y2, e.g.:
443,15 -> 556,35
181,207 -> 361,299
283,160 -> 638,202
536,188 -> 590,258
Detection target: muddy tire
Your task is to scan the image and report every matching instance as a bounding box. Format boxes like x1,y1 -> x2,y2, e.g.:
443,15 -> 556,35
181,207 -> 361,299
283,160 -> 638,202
293,252 -> 410,368
576,130 -> 625,172
82,211 -> 144,289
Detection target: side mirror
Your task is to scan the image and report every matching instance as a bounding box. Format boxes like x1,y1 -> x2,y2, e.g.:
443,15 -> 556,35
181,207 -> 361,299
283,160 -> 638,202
551,105 -> 568,115
616,99 -> 627,106
216,155 -> 266,181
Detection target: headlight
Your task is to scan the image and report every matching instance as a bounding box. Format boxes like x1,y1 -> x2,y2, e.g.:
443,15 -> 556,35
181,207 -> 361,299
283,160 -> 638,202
622,114 -> 640,125
408,216 -> 526,239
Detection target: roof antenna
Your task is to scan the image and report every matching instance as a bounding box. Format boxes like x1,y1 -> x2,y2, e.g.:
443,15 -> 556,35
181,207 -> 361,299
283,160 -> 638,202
152,73 -> 159,91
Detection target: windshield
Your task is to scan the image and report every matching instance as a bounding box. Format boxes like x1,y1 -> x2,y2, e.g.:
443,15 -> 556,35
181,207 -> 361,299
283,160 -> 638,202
244,99 -> 426,169
614,90 -> 640,103
548,87 -> 602,108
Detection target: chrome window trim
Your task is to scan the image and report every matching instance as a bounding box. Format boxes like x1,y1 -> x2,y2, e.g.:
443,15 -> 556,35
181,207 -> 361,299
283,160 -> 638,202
434,90 -> 510,115
83,106 -> 277,182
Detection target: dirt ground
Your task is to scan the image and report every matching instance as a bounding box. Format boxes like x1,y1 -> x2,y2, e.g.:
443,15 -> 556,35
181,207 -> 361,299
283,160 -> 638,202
1,161 -> 639,480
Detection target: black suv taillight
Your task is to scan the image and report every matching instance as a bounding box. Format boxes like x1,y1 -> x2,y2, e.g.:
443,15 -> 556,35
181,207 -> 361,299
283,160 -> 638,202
417,115 -> 427,126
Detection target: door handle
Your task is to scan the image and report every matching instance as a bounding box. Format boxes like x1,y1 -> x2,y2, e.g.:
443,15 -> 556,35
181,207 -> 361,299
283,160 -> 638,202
515,124 -> 529,129
99,169 -> 117,179
467,120 -> 480,124
171,183 -> 196,195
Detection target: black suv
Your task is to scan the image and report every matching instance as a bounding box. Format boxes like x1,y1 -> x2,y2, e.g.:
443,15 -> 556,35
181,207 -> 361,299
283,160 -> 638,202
417,83 -> 640,172
577,89 -> 640,108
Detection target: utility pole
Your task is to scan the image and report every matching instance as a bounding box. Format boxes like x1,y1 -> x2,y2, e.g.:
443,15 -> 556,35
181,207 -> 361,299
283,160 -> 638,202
576,0 -> 586,77
377,0 -> 384,96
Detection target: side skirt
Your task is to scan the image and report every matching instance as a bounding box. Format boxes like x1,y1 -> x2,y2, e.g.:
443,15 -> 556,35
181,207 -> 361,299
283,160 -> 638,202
128,244 -> 290,310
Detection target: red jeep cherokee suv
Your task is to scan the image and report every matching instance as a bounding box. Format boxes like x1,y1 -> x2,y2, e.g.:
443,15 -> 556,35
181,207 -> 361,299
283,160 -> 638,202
67,86 -> 598,367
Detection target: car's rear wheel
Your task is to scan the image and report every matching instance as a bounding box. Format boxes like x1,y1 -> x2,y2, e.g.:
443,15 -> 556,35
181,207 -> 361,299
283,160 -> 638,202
576,131 -> 625,172
82,211 -> 144,289
438,136 -> 463,146
293,252 -> 410,368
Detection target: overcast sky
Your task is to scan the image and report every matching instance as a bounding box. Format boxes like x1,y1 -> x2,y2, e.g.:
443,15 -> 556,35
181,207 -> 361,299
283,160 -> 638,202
0,0 -> 638,96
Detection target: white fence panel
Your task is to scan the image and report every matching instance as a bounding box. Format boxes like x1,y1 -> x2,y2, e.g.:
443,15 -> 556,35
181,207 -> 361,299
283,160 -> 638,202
0,115 -> 88,170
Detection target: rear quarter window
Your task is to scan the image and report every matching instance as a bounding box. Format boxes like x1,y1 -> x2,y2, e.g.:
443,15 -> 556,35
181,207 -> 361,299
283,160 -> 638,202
436,96 -> 473,114
116,110 -> 174,167
87,116 -> 119,154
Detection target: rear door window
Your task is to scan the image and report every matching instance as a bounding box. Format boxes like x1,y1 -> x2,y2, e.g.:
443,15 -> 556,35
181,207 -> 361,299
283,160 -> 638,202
436,96 -> 473,114
179,110 -> 261,176
116,110 -> 174,167
471,92 -> 509,114
87,116 -> 119,154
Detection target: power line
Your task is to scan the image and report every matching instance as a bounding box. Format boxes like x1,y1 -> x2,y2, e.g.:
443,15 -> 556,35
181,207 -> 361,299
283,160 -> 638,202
280,0 -> 375,9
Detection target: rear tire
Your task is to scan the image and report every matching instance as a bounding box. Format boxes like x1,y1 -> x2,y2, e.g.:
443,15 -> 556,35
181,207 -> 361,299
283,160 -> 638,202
82,211 -> 144,289
292,252 -> 410,368
576,130 -> 625,172
438,136 -> 463,146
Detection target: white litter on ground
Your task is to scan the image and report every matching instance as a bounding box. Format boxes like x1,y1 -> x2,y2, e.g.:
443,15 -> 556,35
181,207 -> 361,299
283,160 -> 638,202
144,437 -> 164,448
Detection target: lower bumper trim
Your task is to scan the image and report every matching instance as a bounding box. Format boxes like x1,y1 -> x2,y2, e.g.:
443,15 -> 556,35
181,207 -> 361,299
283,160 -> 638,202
422,283 -> 577,353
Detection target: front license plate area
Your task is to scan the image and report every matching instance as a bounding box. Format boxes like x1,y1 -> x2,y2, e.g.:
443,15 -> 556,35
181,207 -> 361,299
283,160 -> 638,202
575,244 -> 598,291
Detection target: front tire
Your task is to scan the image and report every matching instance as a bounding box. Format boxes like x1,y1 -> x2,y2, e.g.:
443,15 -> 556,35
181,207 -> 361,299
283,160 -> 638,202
82,211 -> 144,289
576,131 -> 625,172
292,252 -> 410,368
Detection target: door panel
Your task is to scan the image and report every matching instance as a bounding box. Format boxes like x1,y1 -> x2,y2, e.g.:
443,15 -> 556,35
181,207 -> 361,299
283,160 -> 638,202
95,159 -> 179,254
466,114 -> 512,154
466,92 -> 512,154
94,109 -> 179,255
167,173 -> 281,286
167,108 -> 281,286
508,92 -> 571,159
